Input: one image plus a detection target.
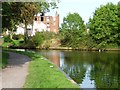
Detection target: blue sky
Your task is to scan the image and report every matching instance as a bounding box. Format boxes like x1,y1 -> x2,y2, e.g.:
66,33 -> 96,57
46,0 -> 119,26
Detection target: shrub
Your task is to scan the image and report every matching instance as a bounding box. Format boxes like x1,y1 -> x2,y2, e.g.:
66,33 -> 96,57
13,34 -> 24,40
32,32 -> 44,47
24,38 -> 35,48
3,35 -> 12,42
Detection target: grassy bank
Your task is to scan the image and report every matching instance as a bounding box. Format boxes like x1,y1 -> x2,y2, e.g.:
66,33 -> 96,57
4,49 -> 79,88
24,52 -> 79,88
1,51 -> 9,68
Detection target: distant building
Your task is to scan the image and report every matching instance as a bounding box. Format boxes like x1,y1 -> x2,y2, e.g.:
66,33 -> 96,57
16,12 -> 59,36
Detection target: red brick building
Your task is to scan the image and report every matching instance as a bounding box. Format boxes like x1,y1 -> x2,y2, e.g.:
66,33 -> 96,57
34,13 -> 59,33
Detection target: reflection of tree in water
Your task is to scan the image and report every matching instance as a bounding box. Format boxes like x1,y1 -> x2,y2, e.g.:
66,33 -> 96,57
62,52 -> 87,84
90,52 -> 119,88
63,64 -> 86,84
39,50 -> 119,88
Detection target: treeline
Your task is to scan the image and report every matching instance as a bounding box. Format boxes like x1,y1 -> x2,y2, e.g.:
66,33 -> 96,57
60,2 -> 120,49
2,2 -> 120,49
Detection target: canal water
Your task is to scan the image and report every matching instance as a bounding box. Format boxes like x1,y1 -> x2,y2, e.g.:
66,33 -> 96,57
36,50 -> 119,88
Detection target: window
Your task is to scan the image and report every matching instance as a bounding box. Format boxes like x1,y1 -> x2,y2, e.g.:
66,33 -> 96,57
35,17 -> 37,21
41,13 -> 44,21
41,16 -> 44,21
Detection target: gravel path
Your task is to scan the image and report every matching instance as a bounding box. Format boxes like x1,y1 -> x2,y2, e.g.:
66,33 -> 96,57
1,52 -> 31,89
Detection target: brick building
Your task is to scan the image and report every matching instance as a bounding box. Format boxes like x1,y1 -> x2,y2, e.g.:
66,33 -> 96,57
16,12 -> 59,36
34,12 -> 59,33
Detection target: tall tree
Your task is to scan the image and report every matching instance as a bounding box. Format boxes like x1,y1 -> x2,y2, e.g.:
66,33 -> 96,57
117,1 -> 120,45
61,13 -> 85,32
2,2 -> 20,39
17,2 -> 38,41
88,3 -> 118,48
60,13 -> 86,48
2,1 -> 58,42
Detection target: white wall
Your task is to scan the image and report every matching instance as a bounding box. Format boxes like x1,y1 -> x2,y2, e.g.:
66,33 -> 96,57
16,22 -> 47,36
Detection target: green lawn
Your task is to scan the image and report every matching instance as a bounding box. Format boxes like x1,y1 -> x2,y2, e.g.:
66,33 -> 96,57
1,51 -> 9,68
24,52 -> 79,88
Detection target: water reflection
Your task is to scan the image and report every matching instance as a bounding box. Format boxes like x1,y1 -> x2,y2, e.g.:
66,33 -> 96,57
80,65 -> 96,88
39,50 -> 60,67
38,50 -> 119,88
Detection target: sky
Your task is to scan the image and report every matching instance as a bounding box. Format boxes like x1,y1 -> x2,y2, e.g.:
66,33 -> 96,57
46,0 -> 119,26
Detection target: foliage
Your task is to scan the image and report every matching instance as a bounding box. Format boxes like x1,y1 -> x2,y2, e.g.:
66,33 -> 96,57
39,31 -> 56,40
2,2 -> 18,31
3,35 -> 12,42
22,31 -> 58,48
61,13 -> 85,31
12,34 -> 24,40
32,32 -> 43,47
2,2 -> 20,39
11,39 -> 23,47
117,1 -> 120,45
88,3 -> 119,48
32,31 -> 60,49
2,34 -> 24,47
1,51 -> 9,69
60,13 -> 86,48
59,2 -> 119,49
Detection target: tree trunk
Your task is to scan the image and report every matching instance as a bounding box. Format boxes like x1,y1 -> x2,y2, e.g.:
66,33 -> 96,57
24,22 -> 28,43
32,16 -> 34,34
10,33 -> 13,40
10,28 -> 14,40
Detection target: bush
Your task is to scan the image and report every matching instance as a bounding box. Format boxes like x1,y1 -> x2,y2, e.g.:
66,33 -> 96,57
40,31 -> 58,40
3,35 -> 12,42
23,38 -> 35,48
13,34 -> 24,40
32,32 -> 44,47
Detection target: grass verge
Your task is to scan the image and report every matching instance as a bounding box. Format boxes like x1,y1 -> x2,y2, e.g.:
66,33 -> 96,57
1,51 -> 9,68
3,49 -> 79,88
24,52 -> 79,88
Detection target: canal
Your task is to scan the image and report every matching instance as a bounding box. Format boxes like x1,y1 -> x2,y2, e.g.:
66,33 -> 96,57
36,50 -> 119,88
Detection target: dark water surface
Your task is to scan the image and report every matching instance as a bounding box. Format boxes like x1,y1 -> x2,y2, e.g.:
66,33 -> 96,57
36,50 -> 119,88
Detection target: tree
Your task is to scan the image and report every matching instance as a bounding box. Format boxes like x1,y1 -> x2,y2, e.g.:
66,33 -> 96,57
2,2 -> 21,39
88,3 -> 118,48
2,1 -> 58,42
17,2 -> 38,42
117,1 -> 120,45
33,32 -> 43,47
61,13 -> 85,32
60,13 -> 86,48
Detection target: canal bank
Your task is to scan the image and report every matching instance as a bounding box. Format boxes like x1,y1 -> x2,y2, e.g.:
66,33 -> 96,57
3,49 -> 79,88
48,47 -> 120,51
3,49 -> 119,88
8,46 -> 120,51
21,51 -> 79,88
38,50 -> 119,88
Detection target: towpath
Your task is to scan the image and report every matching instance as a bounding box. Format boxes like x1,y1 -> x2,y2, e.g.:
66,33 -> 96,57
0,52 -> 31,89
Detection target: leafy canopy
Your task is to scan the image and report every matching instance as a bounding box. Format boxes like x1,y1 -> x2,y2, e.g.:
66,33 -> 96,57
61,12 -> 85,32
88,3 -> 119,48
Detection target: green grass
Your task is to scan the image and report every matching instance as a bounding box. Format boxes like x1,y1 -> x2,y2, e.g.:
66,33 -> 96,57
24,52 -> 79,88
3,49 -> 79,88
1,51 -> 9,68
